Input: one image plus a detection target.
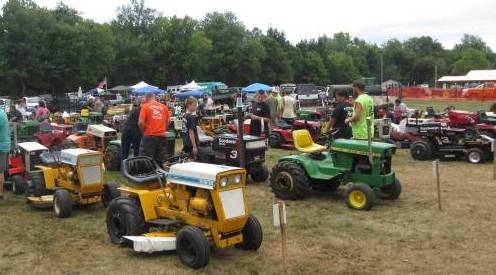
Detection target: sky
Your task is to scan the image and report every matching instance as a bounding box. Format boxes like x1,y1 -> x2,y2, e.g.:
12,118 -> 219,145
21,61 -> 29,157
13,0 -> 496,50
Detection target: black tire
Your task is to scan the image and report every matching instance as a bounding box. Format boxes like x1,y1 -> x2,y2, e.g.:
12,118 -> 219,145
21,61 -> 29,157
63,139 -> 77,149
312,179 -> 340,192
235,214 -> 263,251
268,133 -> 282,148
26,172 -> 49,197
176,226 -> 210,269
410,140 -> 433,160
106,197 -> 146,245
104,145 -> 121,171
12,174 -> 26,194
102,182 -> 120,208
381,178 -> 402,200
53,189 -> 73,218
249,164 -> 269,182
346,183 -> 376,211
270,161 -> 311,200
466,148 -> 484,164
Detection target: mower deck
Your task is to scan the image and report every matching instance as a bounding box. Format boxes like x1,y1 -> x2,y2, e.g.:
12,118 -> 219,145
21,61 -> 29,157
125,232 -> 177,253
27,195 -> 54,207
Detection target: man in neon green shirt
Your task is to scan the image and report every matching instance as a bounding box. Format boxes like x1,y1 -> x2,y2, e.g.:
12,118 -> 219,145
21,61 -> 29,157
345,80 -> 374,139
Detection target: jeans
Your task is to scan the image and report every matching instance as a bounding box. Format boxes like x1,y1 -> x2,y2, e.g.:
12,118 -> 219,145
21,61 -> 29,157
121,131 -> 141,161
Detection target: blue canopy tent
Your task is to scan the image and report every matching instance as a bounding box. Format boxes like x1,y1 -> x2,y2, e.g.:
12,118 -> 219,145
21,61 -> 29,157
132,83 -> 166,95
176,89 -> 208,100
241,83 -> 272,93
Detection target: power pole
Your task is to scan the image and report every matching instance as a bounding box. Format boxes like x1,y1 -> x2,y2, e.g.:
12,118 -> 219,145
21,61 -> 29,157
380,54 -> 384,84
434,65 -> 438,88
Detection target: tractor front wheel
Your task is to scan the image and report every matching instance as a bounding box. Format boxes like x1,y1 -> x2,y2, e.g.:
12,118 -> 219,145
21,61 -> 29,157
410,140 -> 433,160
346,183 -> 376,211
235,214 -> 263,251
176,226 -> 211,269
102,182 -> 120,207
249,164 -> 269,182
104,145 -> 121,171
270,161 -> 311,200
381,178 -> 402,200
106,197 -> 146,245
466,148 -> 484,164
26,172 -> 48,197
53,189 -> 73,218
12,174 -> 26,194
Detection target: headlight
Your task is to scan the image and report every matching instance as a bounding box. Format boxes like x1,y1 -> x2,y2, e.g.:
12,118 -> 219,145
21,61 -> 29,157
233,174 -> 242,184
220,177 -> 228,187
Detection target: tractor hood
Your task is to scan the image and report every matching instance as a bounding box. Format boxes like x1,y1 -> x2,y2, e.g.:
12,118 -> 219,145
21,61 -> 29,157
168,162 -> 242,190
331,139 -> 396,156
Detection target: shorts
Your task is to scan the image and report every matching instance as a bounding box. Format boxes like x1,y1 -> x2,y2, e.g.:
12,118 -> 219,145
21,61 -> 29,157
139,136 -> 168,165
0,151 -> 8,172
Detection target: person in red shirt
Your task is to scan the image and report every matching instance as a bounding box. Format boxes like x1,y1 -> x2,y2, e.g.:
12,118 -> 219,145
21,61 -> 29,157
138,93 -> 170,165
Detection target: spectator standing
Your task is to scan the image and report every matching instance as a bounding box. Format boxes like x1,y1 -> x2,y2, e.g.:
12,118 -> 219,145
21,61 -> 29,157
249,90 -> 270,137
266,90 -> 279,124
121,99 -> 142,160
281,90 -> 296,124
9,103 -> 23,123
0,108 -> 10,200
35,101 -> 50,127
345,80 -> 375,140
16,98 -> 27,119
93,97 -> 104,113
181,97 -> 200,160
327,90 -> 353,139
138,93 -> 170,165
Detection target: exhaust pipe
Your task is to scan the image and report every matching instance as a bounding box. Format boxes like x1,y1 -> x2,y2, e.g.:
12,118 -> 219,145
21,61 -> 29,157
366,117 -> 373,164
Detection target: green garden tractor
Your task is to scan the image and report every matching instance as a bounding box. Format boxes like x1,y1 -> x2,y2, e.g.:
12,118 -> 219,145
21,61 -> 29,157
270,118 -> 401,210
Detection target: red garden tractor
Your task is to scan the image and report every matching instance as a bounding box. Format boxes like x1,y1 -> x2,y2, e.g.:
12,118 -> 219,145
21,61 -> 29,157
36,123 -> 73,150
268,120 -> 322,149
7,142 -> 49,194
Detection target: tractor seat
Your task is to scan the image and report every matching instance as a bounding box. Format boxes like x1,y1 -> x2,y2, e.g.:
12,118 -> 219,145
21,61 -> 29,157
293,130 -> 326,154
122,156 -> 167,187
40,151 -> 60,166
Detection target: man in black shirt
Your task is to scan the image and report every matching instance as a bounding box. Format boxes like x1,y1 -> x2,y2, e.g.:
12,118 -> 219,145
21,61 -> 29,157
182,97 -> 200,159
328,90 -> 353,139
249,90 -> 270,137
121,99 -> 142,160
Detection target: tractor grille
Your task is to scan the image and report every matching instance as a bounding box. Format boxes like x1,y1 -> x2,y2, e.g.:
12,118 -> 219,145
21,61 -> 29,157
80,166 -> 102,186
29,152 -> 43,171
381,157 -> 392,174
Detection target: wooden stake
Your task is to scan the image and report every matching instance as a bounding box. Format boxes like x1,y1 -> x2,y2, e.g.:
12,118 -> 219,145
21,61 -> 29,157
277,201 -> 288,275
434,160 -> 442,211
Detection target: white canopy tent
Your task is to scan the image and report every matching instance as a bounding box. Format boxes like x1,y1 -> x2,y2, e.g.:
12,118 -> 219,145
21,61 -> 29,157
181,80 -> 203,91
131,81 -> 151,90
438,70 -> 496,83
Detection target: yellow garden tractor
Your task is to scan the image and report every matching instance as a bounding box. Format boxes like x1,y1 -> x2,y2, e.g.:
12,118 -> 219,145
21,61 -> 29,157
25,148 -> 120,218
106,157 -> 263,269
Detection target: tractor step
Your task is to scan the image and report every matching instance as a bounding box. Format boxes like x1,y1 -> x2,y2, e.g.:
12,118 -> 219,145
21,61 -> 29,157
147,218 -> 182,226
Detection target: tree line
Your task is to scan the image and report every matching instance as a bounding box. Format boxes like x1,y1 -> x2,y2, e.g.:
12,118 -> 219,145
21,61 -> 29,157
1,0 -> 495,97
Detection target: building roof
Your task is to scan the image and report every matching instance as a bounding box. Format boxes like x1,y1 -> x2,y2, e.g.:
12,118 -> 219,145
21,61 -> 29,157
438,70 -> 496,82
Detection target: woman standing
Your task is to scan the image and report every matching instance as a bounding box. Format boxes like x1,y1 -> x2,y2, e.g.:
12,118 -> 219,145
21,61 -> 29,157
281,91 -> 296,124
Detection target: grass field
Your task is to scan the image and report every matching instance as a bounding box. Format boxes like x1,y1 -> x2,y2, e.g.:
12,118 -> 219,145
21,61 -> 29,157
404,98 -> 491,112
2,99 -> 496,274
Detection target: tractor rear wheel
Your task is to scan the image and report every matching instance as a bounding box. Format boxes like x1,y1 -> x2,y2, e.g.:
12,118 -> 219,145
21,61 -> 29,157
176,226 -> 210,269
249,164 -> 269,182
63,139 -> 77,149
466,148 -> 484,164
270,161 -> 311,200
346,183 -> 376,211
106,197 -> 146,245
12,174 -> 26,195
102,182 -> 120,208
53,189 -> 73,218
381,178 -> 402,200
235,214 -> 263,251
104,145 -> 121,171
268,133 -> 282,148
410,140 -> 434,160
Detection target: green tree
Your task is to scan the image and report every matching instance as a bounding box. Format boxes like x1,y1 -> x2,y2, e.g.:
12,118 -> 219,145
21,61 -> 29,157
326,52 -> 359,84
452,48 -> 489,75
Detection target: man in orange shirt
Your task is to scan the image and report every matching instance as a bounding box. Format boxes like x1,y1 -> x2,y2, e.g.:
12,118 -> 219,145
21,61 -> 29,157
138,93 -> 170,165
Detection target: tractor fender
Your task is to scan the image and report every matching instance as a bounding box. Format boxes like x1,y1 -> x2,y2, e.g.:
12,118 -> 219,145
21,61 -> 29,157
118,186 -> 163,221
277,154 -> 343,181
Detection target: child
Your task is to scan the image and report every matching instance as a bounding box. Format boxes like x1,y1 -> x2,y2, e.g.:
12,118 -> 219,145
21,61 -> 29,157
181,97 -> 200,159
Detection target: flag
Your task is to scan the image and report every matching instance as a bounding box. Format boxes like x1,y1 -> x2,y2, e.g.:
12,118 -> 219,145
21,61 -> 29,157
97,77 -> 107,89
